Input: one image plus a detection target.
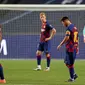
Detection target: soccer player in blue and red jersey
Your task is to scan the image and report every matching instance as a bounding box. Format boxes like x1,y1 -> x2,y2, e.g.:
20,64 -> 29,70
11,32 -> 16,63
0,25 -> 6,83
34,12 -> 56,71
57,17 -> 79,82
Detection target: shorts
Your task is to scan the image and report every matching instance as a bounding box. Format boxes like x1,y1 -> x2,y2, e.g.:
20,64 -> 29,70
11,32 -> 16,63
64,50 -> 76,65
37,41 -> 51,54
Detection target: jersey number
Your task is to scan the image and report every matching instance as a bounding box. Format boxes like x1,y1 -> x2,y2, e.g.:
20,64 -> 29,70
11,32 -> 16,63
74,32 -> 78,43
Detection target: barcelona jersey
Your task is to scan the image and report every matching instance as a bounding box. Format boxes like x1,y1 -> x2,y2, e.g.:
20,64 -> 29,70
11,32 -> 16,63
37,22 -> 53,54
40,22 -> 53,42
65,24 -> 79,52
64,24 -> 79,65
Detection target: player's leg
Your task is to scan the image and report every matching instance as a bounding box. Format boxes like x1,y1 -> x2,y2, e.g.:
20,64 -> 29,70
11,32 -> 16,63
44,53 -> 51,71
0,64 -> 6,83
64,51 -> 74,82
66,63 -> 75,82
34,43 -> 43,71
68,52 -> 75,81
44,41 -> 51,71
65,50 -> 77,82
72,50 -> 78,80
68,50 -> 78,81
35,50 -> 42,70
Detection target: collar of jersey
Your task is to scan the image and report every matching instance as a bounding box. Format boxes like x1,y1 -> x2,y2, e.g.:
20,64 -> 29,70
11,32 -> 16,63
67,24 -> 74,31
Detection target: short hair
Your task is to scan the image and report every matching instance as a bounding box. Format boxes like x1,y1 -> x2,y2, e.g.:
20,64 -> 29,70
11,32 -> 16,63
40,12 -> 46,16
61,16 -> 69,22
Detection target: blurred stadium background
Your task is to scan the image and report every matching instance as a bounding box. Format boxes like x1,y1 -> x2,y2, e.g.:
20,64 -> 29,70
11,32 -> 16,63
0,8 -> 84,59
0,0 -> 85,4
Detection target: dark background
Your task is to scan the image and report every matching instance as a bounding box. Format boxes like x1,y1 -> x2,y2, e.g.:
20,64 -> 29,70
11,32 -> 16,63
0,0 -> 85,4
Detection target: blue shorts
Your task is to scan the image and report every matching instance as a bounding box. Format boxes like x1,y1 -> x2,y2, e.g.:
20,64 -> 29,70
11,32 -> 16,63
37,41 -> 51,54
64,50 -> 76,65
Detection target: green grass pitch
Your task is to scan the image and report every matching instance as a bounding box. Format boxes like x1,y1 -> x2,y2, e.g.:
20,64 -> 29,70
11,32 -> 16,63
0,59 -> 85,85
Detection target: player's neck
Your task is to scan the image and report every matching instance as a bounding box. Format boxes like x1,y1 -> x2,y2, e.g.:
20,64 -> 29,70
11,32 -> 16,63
67,22 -> 72,27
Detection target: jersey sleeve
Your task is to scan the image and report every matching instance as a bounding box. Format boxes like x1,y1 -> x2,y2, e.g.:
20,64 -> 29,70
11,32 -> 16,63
47,23 -> 53,30
65,29 -> 71,36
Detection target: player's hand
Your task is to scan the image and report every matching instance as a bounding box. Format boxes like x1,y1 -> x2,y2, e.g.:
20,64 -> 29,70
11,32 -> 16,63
45,37 -> 51,41
57,45 -> 61,50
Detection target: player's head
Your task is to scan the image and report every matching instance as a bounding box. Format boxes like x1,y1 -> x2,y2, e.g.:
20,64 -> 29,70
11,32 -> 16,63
61,16 -> 71,27
40,12 -> 46,22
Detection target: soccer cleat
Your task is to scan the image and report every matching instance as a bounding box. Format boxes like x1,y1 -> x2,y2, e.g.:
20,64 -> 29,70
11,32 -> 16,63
67,79 -> 74,82
74,74 -> 78,80
34,67 -> 41,71
0,79 -> 6,84
44,67 -> 50,71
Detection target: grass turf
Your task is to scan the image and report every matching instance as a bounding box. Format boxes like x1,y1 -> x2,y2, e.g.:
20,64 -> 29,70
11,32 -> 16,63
0,59 -> 85,85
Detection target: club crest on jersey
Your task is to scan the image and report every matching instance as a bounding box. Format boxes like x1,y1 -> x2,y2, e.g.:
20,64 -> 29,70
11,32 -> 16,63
41,29 -> 45,32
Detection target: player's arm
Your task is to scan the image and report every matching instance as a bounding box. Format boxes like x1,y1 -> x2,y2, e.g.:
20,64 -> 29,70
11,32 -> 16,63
45,23 -> 56,41
74,31 -> 79,54
45,28 -> 56,41
57,30 -> 70,50
76,39 -> 79,54
47,28 -> 56,39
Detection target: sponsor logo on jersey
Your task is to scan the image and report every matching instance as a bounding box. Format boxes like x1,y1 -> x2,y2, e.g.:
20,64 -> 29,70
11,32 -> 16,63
41,29 -> 45,32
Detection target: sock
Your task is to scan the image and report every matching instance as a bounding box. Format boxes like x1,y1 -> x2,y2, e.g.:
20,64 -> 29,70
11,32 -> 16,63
37,65 -> 41,69
73,69 -> 76,76
47,56 -> 50,67
37,55 -> 41,66
0,64 -> 4,80
69,67 -> 75,79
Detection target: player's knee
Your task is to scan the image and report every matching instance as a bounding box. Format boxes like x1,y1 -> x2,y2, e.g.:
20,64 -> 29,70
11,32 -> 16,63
46,53 -> 50,57
66,64 -> 74,68
36,51 -> 41,56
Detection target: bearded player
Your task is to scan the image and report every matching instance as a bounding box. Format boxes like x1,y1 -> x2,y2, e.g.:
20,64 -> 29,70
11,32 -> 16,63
34,12 -> 56,71
57,17 -> 79,82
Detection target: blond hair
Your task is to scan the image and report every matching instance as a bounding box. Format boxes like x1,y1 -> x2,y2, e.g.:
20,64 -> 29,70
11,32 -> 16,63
40,12 -> 46,16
